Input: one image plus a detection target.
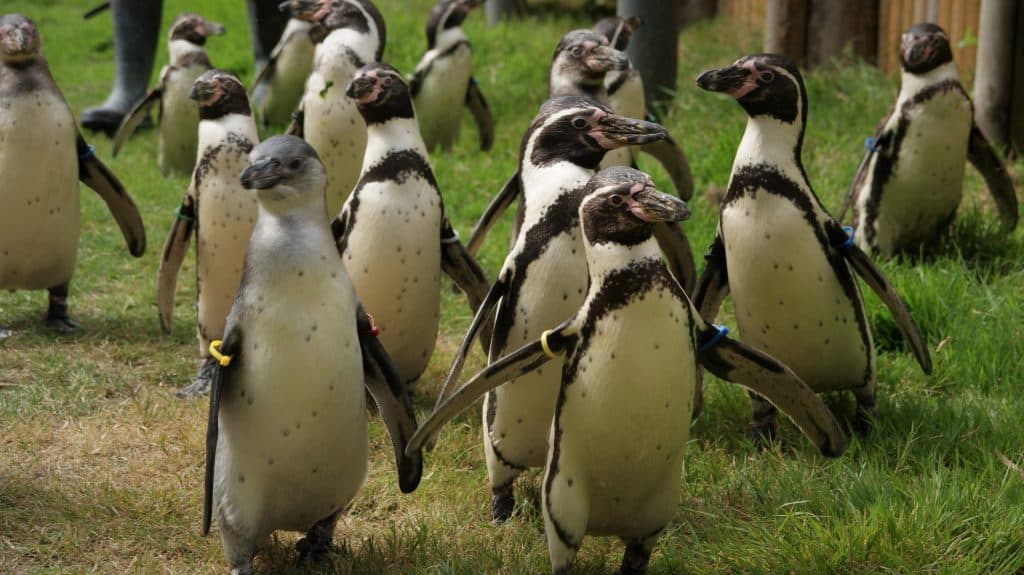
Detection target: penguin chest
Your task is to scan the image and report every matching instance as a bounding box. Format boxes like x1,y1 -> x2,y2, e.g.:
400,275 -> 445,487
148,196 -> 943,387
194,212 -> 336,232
216,264 -> 368,535
159,65 -> 205,176
304,58 -> 365,216
868,92 -> 972,252
342,178 -> 443,384
195,147 -> 258,344
722,192 -> 871,391
487,231 -> 588,468
553,291 -> 693,537
414,45 -> 472,151
0,90 -> 80,290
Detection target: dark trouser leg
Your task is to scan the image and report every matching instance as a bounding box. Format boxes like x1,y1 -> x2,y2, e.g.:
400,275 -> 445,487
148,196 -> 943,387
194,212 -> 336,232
81,0 -> 162,135
45,282 -> 79,332
297,509 -> 340,561
246,0 -> 289,69
749,390 -> 778,446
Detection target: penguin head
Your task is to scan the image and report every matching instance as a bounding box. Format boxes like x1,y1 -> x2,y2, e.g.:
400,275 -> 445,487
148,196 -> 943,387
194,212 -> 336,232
346,63 -> 415,124
592,15 -> 642,52
190,70 -> 251,120
282,0 -> 386,58
696,54 -> 806,127
240,136 -> 326,212
899,23 -> 953,75
0,14 -> 41,65
526,96 -> 667,170
550,30 -> 629,95
426,0 -> 483,49
168,13 -> 226,46
580,166 -> 690,247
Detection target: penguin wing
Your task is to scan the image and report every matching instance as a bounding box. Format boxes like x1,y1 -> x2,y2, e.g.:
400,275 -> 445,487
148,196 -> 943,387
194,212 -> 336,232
285,101 -> 304,138
697,324 -> 846,457
77,134 -> 146,257
652,222 -> 696,294
828,222 -> 932,374
408,68 -> 426,99
408,323 -> 576,456
839,112 -> 894,222
465,77 -> 495,151
466,171 -> 521,256
203,327 -> 243,536
157,194 -> 197,334
637,134 -> 694,200
330,203 -> 353,253
357,308 -> 423,494
111,87 -> 162,157
440,217 -> 493,348
692,232 -> 730,321
967,123 -> 1018,233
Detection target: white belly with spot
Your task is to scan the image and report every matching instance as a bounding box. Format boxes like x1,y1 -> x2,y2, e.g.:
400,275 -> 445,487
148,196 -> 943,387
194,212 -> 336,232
414,46 -> 472,151
723,192 -> 871,391
159,64 -> 205,176
0,90 -> 80,290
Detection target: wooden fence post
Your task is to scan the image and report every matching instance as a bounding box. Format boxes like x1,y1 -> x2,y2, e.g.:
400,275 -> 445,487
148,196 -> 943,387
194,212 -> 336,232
618,0 -> 681,116
764,0 -> 808,66
806,1 -> 880,67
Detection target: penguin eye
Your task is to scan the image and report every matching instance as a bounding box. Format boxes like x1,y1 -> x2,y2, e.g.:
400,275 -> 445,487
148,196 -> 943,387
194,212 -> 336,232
571,117 -> 588,130
570,46 -> 584,58
381,76 -> 393,87
288,158 -> 302,171
608,194 -> 624,207
759,70 -> 775,83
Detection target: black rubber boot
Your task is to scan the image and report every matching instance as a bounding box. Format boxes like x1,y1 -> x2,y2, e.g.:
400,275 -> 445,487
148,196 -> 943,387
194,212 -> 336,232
81,0 -> 162,135
247,0 -> 290,107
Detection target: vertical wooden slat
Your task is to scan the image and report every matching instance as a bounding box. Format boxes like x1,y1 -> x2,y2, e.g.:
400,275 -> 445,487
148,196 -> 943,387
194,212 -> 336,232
913,0 -> 928,21
961,0 -> 980,77
764,0 -> 808,66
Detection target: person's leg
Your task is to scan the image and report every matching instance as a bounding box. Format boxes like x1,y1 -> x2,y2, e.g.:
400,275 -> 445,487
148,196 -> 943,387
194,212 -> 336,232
246,0 -> 289,69
81,0 -> 163,135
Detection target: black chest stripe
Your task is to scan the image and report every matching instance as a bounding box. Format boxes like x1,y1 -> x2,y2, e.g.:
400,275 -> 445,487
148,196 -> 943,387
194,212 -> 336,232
193,132 -> 254,190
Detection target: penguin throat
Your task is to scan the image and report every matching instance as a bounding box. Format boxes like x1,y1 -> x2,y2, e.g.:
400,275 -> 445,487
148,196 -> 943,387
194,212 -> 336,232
898,61 -> 961,104
734,115 -> 804,174
583,240 -> 661,290
169,39 -> 204,62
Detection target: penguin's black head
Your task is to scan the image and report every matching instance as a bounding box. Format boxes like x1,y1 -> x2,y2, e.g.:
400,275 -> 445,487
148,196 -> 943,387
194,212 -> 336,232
241,135 -> 326,210
899,23 -> 953,75
580,166 -> 690,247
190,70 -> 252,120
526,96 -> 667,170
169,13 -> 225,46
550,30 -> 628,96
592,16 -> 641,52
425,0 -> 483,49
696,53 -> 806,126
282,0 -> 385,59
0,14 -> 41,65
346,63 -> 414,124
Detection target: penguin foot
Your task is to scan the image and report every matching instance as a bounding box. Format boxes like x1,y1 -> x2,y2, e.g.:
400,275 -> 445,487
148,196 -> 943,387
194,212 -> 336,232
614,542 -> 651,575
748,422 -> 778,449
852,411 -> 875,438
295,536 -> 334,563
491,485 -> 516,524
44,316 -> 80,333
174,361 -> 217,398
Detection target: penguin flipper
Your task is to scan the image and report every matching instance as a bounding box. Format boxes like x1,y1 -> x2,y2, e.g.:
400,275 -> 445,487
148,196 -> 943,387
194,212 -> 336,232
440,217 -> 493,349
637,134 -> 694,200
111,87 -> 161,157
839,114 -> 892,222
692,233 -> 730,321
409,324 -> 575,456
467,171 -> 521,256
967,123 -> 1018,233
77,134 -> 146,257
698,326 -> 846,458
828,223 -> 932,374
286,102 -> 305,138
157,195 -> 197,334
357,309 -> 423,494
408,68 -> 426,99
203,328 -> 242,536
652,222 -> 696,293
465,77 -> 495,151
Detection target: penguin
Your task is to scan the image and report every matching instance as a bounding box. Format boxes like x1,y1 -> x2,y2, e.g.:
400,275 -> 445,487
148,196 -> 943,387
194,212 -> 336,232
408,0 -> 494,153
694,54 -> 932,439
334,62 -> 491,386
112,13 -> 226,177
282,0 -> 386,218
838,23 -> 1017,256
409,167 -> 846,575
432,96 -> 668,523
250,17 -> 315,127
0,14 -> 146,337
204,135 -> 422,575
156,70 -> 259,397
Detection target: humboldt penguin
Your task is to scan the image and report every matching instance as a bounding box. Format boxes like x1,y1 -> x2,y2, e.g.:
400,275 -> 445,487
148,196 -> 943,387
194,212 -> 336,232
410,167 -> 845,575
251,17 -> 315,127
336,63 -> 490,386
839,23 -> 1017,256
112,13 -> 226,177
282,0 -> 386,217
433,96 -> 667,523
694,54 -> 932,438
156,70 -> 259,397
0,14 -> 146,337
409,0 -> 494,152
204,135 -> 421,574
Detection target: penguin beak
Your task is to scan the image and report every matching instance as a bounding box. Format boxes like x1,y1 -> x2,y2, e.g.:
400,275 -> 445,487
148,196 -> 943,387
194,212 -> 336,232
202,20 -> 226,37
240,159 -> 283,190
629,187 -> 690,223
901,34 -> 937,68
189,79 -> 217,103
586,45 -> 629,73
590,113 -> 667,148
696,65 -> 754,98
346,74 -> 376,102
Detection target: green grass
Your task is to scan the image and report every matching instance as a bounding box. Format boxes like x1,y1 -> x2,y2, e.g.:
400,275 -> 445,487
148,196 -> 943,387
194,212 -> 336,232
2,1 -> 1023,574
